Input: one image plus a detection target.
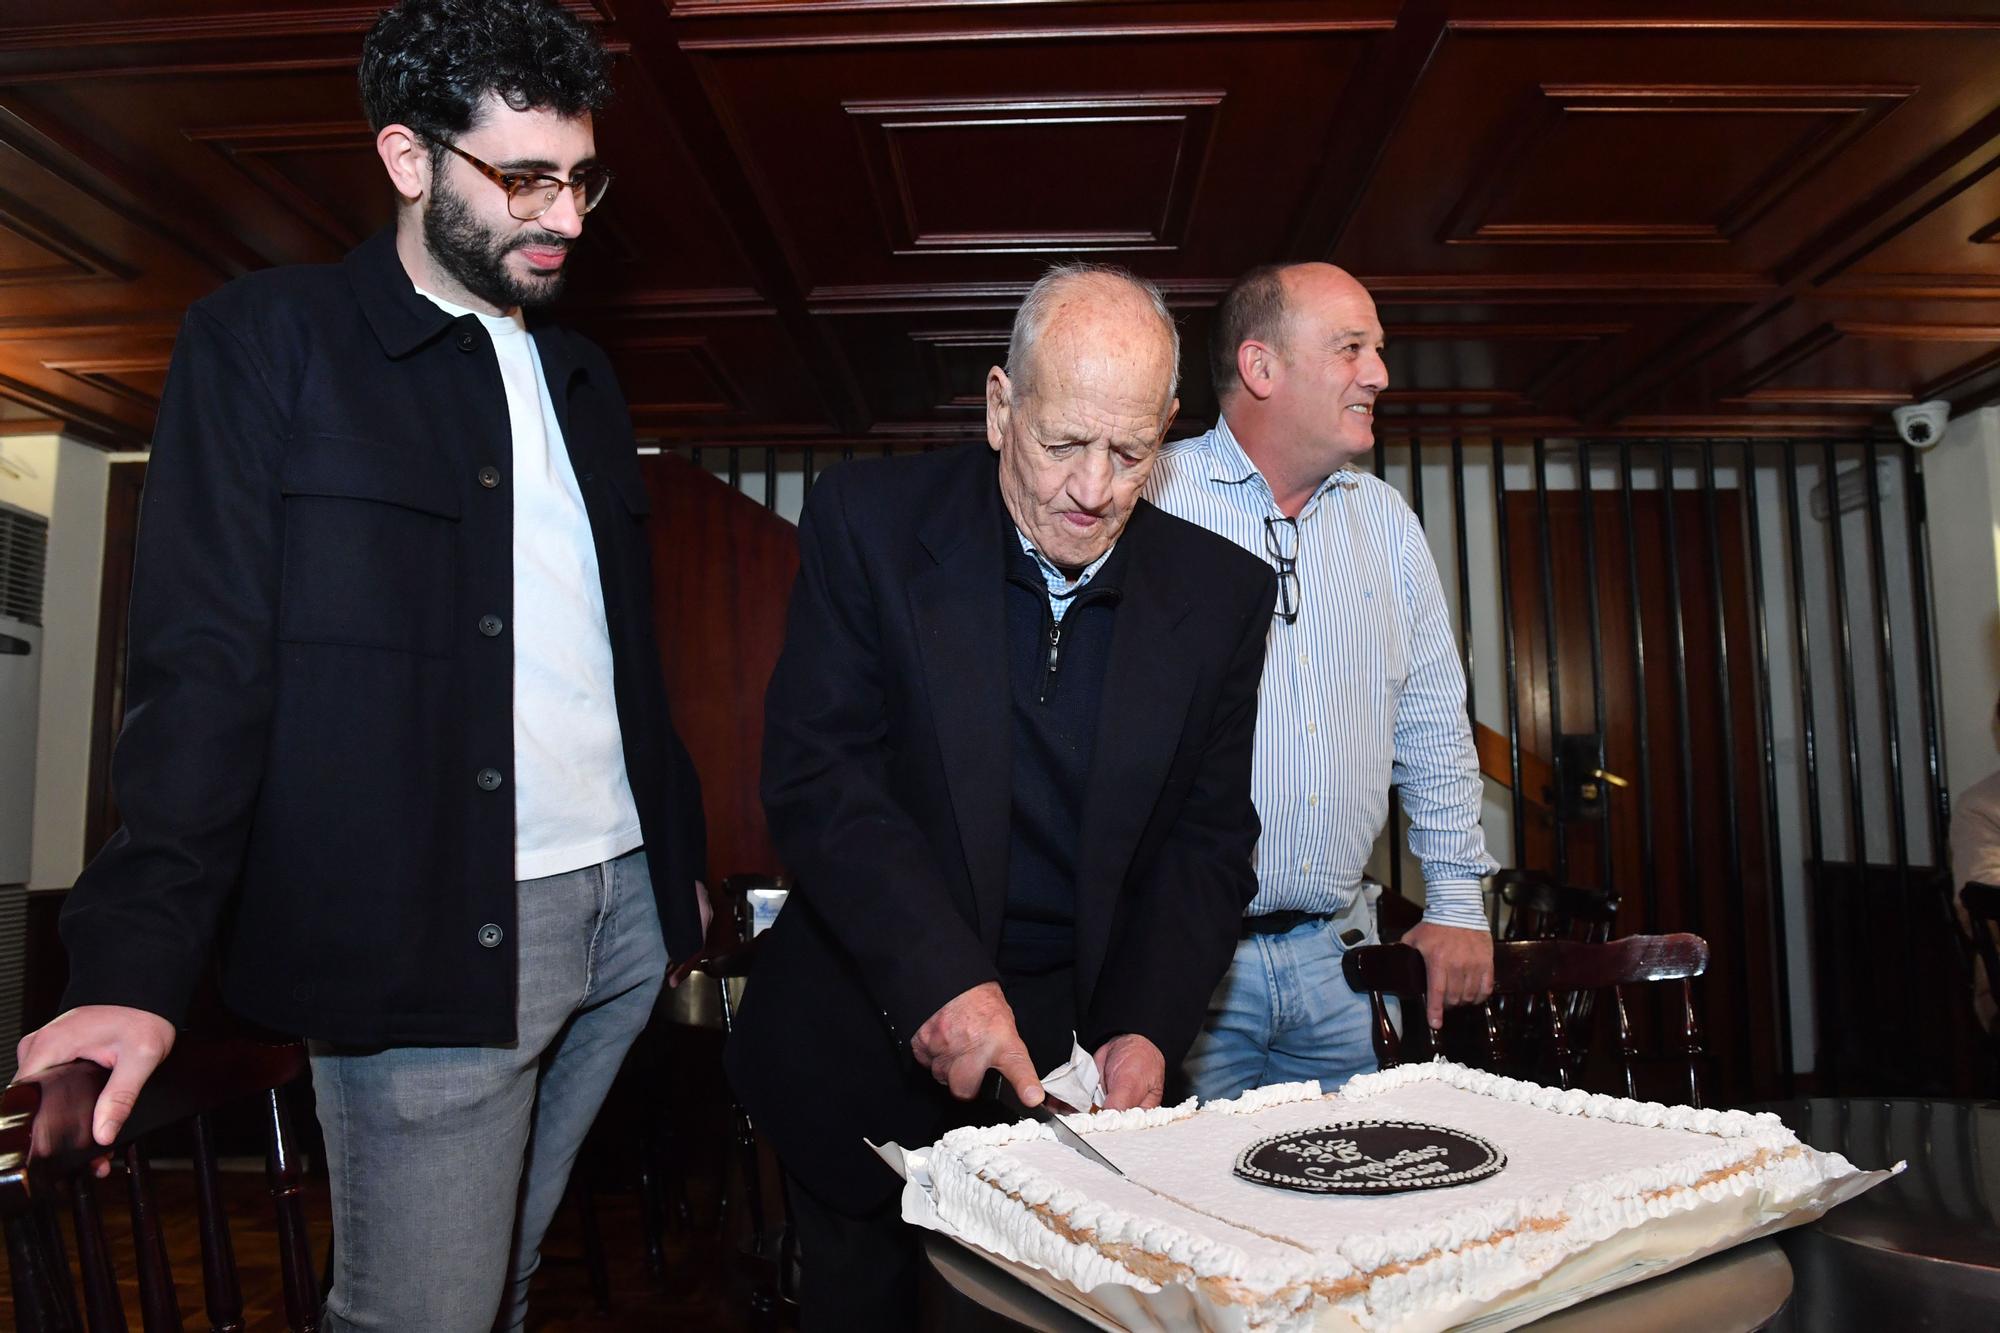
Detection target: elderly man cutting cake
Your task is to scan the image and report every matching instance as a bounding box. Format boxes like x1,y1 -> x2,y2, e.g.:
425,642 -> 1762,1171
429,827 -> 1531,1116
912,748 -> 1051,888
727,263 -> 1276,1328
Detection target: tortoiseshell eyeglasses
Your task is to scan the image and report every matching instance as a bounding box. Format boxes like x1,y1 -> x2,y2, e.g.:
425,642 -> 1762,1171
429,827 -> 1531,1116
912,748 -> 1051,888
435,140 -> 613,221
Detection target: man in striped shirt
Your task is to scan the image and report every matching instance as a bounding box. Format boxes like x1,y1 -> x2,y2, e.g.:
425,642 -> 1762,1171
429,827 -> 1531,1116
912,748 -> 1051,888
1146,262 -> 1498,1099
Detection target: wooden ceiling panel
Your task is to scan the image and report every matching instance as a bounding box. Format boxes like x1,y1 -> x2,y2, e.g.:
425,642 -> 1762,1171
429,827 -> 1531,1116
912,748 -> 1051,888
592,312 -> 832,437
7,2 -> 2000,443
1339,25 -> 2000,282
686,25 -> 1375,291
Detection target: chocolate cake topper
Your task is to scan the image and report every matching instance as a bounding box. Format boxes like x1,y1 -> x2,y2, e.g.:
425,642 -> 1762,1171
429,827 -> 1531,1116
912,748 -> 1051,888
1234,1121 -> 1506,1194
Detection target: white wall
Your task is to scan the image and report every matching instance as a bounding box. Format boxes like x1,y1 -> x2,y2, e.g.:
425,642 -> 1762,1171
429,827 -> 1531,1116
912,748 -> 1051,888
1922,407 -> 2000,808
0,436 -> 142,893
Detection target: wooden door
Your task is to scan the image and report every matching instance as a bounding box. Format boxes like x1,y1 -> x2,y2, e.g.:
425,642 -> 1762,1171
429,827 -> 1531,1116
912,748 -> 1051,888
1504,482 -> 1780,1104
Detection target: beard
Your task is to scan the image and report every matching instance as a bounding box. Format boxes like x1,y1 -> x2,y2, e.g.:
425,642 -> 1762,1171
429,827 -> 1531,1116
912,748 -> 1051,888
422,179 -> 570,312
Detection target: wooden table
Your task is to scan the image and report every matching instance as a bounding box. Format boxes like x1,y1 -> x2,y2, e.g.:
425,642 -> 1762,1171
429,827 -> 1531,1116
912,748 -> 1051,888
921,1232 -> 1794,1331
1748,1097 -> 2000,1331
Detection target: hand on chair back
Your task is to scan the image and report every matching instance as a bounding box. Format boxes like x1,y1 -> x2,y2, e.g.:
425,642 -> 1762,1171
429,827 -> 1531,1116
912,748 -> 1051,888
17,1004 -> 177,1167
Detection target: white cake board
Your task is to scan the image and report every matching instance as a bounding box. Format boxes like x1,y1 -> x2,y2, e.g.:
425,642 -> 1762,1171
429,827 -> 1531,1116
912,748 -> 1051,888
890,1137 -> 1892,1332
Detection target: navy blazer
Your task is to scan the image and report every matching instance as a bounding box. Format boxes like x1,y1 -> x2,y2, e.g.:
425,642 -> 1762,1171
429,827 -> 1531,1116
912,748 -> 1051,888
727,444 -> 1274,1205
59,228 -> 706,1045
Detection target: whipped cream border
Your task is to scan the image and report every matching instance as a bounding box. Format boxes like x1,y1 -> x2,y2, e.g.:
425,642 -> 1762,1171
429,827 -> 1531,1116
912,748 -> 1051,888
921,1061 -> 1855,1331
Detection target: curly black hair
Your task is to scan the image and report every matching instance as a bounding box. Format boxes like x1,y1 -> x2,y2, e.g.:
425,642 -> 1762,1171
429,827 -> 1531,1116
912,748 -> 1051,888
358,0 -> 612,146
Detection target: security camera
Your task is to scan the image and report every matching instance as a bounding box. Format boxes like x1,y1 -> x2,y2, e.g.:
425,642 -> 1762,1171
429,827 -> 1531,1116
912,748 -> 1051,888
1892,400 -> 1950,448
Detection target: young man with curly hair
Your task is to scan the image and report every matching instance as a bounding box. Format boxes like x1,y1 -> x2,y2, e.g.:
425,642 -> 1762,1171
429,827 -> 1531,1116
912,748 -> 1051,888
15,2 -> 708,1326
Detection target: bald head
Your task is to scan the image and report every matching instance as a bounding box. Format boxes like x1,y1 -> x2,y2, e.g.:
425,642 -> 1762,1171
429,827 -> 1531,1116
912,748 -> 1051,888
1208,261 -> 1386,489
1209,261 -> 1374,406
986,263 -> 1184,570
1005,263 -> 1180,420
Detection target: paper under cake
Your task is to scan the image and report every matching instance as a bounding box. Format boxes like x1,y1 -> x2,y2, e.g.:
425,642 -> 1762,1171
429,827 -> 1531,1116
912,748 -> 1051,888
894,1061 -> 1895,1332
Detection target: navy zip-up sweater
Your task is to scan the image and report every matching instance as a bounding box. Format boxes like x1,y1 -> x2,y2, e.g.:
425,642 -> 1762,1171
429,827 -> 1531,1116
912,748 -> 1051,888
998,527 -> 1127,974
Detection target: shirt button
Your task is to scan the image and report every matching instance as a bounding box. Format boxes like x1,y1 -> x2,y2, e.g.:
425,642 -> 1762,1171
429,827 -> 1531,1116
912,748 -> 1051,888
477,923 -> 504,948
1301,861 -> 1312,873
1299,653 -> 1310,666
476,767 -> 504,791
457,330 -> 477,352
1309,794 -> 1319,807
1307,722 -> 1318,735
477,465 -> 500,489
478,614 -> 503,637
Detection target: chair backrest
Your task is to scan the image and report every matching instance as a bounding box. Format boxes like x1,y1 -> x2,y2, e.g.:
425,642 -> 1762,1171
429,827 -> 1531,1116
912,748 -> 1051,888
1341,933 -> 1711,1107
1495,870 -> 1620,943
0,1032 -> 316,1333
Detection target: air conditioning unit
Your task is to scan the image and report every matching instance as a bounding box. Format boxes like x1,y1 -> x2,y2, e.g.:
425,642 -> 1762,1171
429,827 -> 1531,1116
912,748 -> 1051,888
0,498 -> 45,1083
0,498 -> 45,884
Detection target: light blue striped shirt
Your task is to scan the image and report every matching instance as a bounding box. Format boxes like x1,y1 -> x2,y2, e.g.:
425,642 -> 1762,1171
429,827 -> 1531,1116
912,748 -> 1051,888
1015,527 -> 1113,625
1145,418 -> 1495,928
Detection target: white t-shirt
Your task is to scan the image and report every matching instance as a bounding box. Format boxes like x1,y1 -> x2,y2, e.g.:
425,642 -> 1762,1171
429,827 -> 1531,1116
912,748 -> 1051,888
419,287 -> 644,881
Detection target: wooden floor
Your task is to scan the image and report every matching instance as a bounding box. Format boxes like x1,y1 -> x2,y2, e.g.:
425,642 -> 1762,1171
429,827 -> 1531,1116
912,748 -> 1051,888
0,1159 -> 798,1331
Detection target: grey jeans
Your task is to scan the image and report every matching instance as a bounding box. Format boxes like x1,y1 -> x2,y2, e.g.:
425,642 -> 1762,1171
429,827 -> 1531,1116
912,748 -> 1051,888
309,847 -> 666,1332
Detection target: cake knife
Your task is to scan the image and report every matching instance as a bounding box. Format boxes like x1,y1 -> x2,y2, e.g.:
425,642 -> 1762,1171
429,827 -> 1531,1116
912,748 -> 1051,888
1022,1101 -> 1126,1177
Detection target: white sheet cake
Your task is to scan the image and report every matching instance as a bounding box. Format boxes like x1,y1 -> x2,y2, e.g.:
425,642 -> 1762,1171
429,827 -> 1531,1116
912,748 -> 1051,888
896,1061 -> 1895,1332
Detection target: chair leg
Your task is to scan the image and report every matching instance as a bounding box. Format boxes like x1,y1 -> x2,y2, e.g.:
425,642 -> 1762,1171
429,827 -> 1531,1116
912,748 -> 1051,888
732,1100 -> 776,1316
35,1194 -> 84,1333
123,1145 -> 184,1333
637,1137 -> 668,1282
265,1087 -> 319,1333
5,1203 -> 78,1333
190,1114 -> 245,1333
70,1174 -> 128,1333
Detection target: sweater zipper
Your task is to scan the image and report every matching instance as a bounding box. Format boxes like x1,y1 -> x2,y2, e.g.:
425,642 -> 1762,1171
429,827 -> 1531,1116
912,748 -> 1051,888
1040,618 -> 1063,703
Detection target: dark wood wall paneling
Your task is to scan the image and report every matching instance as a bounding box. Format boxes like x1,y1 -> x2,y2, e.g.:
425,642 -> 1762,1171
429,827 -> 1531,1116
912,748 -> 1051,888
0,3 -> 1995,444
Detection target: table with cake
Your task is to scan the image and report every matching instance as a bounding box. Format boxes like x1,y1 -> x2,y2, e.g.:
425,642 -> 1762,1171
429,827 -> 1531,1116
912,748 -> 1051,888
887,1060 -> 1895,1331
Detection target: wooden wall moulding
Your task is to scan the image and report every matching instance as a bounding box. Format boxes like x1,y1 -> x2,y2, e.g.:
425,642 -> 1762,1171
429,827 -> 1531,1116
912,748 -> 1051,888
1722,317 -> 2000,408
685,24 -> 1370,290
667,0 -> 1398,51
1441,84 -> 1911,249
603,334 -> 744,417
0,184 -> 131,285
906,327 -> 1009,412
184,121 -> 379,254
846,93 -> 1222,256
41,355 -> 174,413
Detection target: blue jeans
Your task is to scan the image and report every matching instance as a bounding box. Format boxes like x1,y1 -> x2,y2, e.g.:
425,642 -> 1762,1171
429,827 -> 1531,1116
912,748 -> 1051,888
309,848 -> 666,1332
1180,897 -> 1393,1103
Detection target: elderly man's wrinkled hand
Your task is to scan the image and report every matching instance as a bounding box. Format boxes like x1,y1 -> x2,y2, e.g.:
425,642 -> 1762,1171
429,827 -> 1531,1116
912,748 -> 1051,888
1401,923 -> 1495,1031
1093,1033 -> 1165,1111
912,981 -> 1044,1106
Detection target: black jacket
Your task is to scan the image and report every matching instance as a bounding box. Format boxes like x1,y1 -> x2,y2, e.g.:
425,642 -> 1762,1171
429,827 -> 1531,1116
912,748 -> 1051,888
59,227 -> 706,1045
726,445 -> 1274,1205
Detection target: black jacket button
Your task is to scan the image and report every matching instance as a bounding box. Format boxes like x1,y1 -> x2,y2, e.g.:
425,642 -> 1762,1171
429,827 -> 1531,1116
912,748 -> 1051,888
477,923 -> 504,948
476,767 -> 504,791
478,614 -> 503,637
477,465 -> 500,489
457,331 -> 477,352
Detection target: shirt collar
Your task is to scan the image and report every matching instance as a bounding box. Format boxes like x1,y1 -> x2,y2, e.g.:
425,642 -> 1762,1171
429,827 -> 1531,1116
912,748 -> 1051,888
414,284 -> 527,338
1014,525 -> 1115,600
1206,415 -> 1355,507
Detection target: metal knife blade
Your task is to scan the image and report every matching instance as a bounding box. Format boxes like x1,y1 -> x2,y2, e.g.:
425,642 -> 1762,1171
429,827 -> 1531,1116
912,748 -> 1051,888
1021,1101 -> 1125,1177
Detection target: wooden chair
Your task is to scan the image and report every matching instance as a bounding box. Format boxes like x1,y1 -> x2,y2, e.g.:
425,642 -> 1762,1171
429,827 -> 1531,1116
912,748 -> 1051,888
660,871 -> 795,1313
1341,933 -> 1711,1107
1495,870 -> 1620,943
0,1031 -> 317,1332
1491,872 -> 1622,1085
